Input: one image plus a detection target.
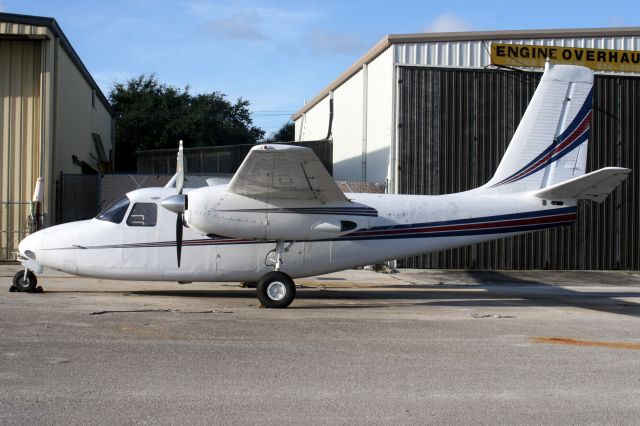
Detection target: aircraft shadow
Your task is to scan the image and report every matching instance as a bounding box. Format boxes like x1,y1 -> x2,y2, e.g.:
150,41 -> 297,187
128,270 -> 640,318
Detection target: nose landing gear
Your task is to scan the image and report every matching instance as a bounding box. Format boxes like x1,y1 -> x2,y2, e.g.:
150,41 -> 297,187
10,270 -> 40,293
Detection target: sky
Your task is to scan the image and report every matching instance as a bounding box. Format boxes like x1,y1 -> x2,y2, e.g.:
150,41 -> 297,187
1,0 -> 638,136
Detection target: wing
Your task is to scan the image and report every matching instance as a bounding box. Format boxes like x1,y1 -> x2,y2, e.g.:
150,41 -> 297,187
226,144 -> 348,202
533,167 -> 631,203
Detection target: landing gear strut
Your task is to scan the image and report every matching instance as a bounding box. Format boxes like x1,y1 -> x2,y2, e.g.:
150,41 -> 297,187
273,241 -> 287,271
256,241 -> 296,308
11,270 -> 38,292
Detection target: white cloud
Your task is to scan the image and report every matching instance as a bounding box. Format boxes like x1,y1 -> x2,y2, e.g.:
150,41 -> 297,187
202,11 -> 266,40
607,16 -> 626,27
423,13 -> 473,33
305,30 -> 367,56
190,2 -> 319,41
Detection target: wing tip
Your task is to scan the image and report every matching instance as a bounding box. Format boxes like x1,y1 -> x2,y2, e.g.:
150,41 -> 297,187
600,166 -> 631,174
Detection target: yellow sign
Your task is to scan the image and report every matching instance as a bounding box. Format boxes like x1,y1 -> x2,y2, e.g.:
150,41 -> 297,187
491,43 -> 640,73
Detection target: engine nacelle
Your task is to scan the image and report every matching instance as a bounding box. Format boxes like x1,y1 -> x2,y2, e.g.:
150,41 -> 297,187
185,186 -> 376,241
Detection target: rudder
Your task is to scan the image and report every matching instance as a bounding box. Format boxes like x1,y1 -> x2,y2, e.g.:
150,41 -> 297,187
484,62 -> 594,192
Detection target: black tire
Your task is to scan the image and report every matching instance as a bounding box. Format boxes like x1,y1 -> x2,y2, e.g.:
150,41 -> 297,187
256,272 -> 296,309
13,270 -> 37,292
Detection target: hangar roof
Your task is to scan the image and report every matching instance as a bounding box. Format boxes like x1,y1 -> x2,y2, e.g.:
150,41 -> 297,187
0,12 -> 113,115
292,27 -> 640,120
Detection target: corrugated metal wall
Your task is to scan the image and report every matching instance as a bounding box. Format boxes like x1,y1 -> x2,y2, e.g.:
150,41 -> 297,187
397,66 -> 640,270
394,36 -> 640,73
0,40 -> 41,259
137,140 -> 334,176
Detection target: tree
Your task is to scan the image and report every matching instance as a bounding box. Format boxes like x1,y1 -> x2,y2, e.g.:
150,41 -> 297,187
109,74 -> 264,171
264,122 -> 295,143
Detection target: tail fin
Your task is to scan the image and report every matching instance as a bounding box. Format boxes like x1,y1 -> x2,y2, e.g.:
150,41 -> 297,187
484,62 -> 594,192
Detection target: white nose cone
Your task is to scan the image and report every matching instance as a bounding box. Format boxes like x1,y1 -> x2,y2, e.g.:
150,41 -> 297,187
18,231 -> 43,260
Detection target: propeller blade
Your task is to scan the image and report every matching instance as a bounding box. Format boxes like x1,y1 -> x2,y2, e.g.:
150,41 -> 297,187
176,212 -> 183,267
176,140 -> 184,195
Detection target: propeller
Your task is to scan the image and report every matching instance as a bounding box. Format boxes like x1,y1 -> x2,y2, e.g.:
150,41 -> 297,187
160,140 -> 187,267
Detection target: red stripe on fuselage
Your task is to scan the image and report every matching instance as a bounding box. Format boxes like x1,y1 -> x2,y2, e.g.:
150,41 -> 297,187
131,213 -> 578,248
351,212 -> 577,237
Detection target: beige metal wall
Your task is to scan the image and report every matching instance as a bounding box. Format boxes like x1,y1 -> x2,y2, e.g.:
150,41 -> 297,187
54,45 -> 113,178
332,70 -> 363,181
0,40 -> 42,259
0,21 -> 114,259
295,47 -> 395,184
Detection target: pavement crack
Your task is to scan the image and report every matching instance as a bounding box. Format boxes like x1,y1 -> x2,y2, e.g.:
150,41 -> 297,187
88,309 -> 232,315
471,313 -> 516,319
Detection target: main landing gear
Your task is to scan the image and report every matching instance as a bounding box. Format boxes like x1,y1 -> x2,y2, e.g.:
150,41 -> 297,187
10,270 -> 39,292
256,271 -> 296,309
255,240 -> 296,308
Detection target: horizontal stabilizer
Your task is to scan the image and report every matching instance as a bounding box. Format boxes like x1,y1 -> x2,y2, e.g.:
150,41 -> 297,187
533,167 -> 630,203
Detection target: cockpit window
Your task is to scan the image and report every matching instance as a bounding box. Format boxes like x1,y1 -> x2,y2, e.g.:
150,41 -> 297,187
96,196 -> 130,224
126,203 -> 157,227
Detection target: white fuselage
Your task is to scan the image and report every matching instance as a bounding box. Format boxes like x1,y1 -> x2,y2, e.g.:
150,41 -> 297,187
17,65 -> 610,286
18,186 -> 577,282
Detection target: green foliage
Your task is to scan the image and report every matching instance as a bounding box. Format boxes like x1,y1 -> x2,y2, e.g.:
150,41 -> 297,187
264,122 -> 295,143
110,74 -> 264,171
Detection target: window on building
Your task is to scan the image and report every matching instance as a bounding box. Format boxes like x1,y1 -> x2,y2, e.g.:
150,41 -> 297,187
91,89 -> 96,109
126,203 -> 157,227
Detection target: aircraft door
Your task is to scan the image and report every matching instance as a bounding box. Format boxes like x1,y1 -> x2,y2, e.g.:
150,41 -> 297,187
122,202 -> 159,271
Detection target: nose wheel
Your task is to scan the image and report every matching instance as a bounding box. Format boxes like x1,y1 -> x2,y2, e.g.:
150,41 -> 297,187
256,271 -> 296,309
11,270 -> 38,292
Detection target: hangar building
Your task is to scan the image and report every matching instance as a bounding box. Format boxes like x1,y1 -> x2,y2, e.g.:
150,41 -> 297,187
0,13 -> 114,260
293,28 -> 640,270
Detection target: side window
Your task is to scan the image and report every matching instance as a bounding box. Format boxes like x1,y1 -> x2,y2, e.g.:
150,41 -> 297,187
96,196 -> 130,224
126,203 -> 157,227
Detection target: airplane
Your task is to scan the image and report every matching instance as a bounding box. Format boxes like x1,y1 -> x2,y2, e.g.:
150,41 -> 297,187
12,62 -> 631,308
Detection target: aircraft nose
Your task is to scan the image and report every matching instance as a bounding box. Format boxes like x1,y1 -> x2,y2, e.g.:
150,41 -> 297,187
18,231 -> 43,260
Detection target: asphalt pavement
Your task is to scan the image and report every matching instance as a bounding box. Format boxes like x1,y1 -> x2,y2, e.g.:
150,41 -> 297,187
2,265 -> 640,425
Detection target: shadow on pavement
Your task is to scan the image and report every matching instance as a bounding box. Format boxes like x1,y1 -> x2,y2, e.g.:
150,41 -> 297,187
125,270 -> 640,318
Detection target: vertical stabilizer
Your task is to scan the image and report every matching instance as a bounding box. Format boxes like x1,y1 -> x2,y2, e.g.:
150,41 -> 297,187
483,63 -> 594,192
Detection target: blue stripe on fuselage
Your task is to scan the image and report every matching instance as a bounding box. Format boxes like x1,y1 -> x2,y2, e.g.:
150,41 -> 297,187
44,207 -> 576,250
